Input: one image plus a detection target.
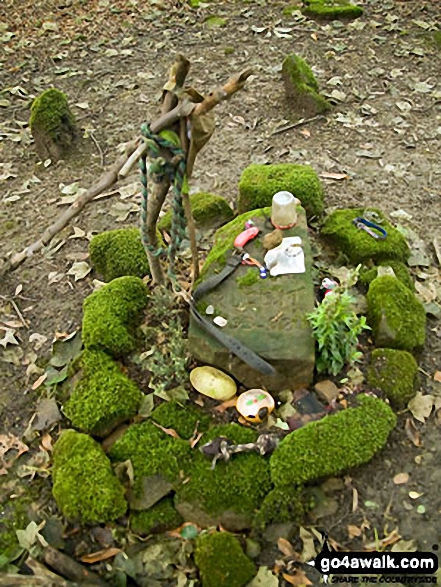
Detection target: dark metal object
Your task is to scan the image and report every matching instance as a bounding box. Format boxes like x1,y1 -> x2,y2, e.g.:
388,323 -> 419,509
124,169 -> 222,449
200,433 -> 280,469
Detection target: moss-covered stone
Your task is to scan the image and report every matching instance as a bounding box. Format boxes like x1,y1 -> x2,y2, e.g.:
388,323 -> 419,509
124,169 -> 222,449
29,88 -> 77,161
321,208 -> 410,264
108,420 -> 192,494
195,532 -> 256,587
360,260 -> 414,291
159,192 -> 234,233
236,268 -> 260,288
63,349 -> 142,437
302,0 -> 363,21
367,276 -> 426,351
176,425 -> 272,529
0,495 -> 32,563
282,53 -> 331,117
433,31 -> 441,49
368,349 -> 419,410
82,276 -> 148,357
254,487 -> 304,530
238,164 -> 324,218
201,208 -> 271,277
151,401 -> 212,440
130,497 -> 183,535
270,394 -> 396,486
52,430 -> 127,524
89,228 -> 150,282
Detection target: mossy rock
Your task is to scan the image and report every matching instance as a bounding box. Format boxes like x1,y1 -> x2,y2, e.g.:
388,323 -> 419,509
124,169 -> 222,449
432,31 -> 441,49
29,88 -> 77,161
63,349 -> 142,437
254,486 -> 304,530
0,495 -> 32,564
321,208 -> 410,264
302,0 -> 363,21
195,532 -> 256,587
130,497 -> 183,535
151,401 -> 212,440
367,276 -> 426,351
89,228 -> 152,282
270,394 -> 396,486
82,276 -> 148,357
159,192 -> 234,233
282,53 -> 331,117
201,208 -> 270,277
52,430 -> 127,524
108,420 -> 192,494
175,424 -> 272,531
368,349 -> 419,410
360,260 -> 414,292
238,164 -> 324,219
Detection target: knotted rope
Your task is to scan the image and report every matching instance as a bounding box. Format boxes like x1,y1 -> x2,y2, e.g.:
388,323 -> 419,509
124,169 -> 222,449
139,123 -> 187,284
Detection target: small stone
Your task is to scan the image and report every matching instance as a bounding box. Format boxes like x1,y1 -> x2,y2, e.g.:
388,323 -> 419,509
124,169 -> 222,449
213,316 -> 227,328
190,366 -> 237,401
314,380 -> 339,404
205,305 -> 214,315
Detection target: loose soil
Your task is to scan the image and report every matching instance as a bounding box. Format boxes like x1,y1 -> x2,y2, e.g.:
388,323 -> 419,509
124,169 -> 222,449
1,0 -> 440,584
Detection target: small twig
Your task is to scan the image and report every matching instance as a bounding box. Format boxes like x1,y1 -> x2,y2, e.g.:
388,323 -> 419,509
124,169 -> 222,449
11,299 -> 28,328
89,131 -> 105,166
271,114 -> 326,135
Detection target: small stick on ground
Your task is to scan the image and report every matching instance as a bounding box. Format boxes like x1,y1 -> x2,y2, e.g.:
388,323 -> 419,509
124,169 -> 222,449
271,114 -> 326,135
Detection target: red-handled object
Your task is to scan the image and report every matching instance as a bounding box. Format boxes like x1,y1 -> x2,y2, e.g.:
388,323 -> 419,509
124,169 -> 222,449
234,227 -> 259,249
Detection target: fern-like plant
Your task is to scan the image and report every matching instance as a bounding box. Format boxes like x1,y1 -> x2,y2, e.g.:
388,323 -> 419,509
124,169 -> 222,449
307,278 -> 369,376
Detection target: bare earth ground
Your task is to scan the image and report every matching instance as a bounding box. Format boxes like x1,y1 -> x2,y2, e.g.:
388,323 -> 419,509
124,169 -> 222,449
1,0 -> 441,582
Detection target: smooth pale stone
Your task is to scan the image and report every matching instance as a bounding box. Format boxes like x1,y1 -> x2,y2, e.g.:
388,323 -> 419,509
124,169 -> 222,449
190,366 -> 237,400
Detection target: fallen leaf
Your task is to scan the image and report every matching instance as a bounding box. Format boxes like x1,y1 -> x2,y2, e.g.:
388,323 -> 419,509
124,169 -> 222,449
246,566 -> 279,587
29,333 -> 48,350
40,433 -> 53,452
151,421 -> 180,439
364,529 -> 400,551
282,570 -> 312,586
434,371 -> 441,383
31,373 -> 47,390
391,539 -> 417,552
67,261 -> 91,281
393,472 -> 409,485
319,171 -> 349,180
0,328 -> 19,348
347,525 -> 362,539
299,527 -> 317,563
278,537 -> 296,557
80,547 -> 122,564
409,491 -> 424,499
214,398 -> 237,413
405,417 -> 422,446
408,392 -> 434,423
0,434 -> 29,474
352,487 -> 358,512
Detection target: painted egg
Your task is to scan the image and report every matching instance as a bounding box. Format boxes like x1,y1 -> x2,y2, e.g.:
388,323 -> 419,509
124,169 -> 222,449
236,389 -> 275,423
190,366 -> 237,401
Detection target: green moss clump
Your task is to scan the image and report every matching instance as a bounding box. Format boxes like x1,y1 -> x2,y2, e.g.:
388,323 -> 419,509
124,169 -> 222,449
29,88 -> 76,160
159,193 -> 234,233
63,349 -> 142,437
151,401 -> 212,440
109,420 -> 192,493
254,487 -> 304,530
270,394 -> 396,486
177,424 -> 272,519
236,268 -> 260,288
82,276 -> 148,357
282,54 -> 331,117
130,497 -> 183,535
360,260 -> 414,291
0,496 -> 32,563
433,31 -> 441,49
195,532 -> 256,587
238,164 -> 324,218
52,430 -> 127,524
89,228 -> 150,282
201,208 -> 271,277
302,0 -> 363,21
368,348 -> 418,410
367,276 -> 426,351
321,209 -> 410,264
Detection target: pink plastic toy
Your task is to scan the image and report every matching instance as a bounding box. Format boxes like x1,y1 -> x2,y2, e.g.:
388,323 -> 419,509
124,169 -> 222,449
234,227 -> 259,249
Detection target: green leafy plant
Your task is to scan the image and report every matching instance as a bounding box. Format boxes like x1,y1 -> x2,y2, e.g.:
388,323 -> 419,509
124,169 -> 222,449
307,272 -> 369,376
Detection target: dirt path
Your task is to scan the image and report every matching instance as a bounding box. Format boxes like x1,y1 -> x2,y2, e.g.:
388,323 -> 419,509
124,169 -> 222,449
1,0 -> 440,579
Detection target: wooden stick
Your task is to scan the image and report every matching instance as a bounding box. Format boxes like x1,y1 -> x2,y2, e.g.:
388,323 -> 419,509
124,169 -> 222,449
43,546 -> 109,586
271,114 -> 326,135
193,69 -> 254,116
145,179 -> 170,285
